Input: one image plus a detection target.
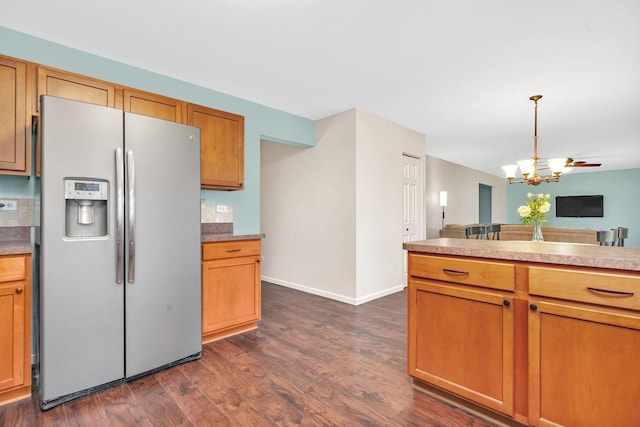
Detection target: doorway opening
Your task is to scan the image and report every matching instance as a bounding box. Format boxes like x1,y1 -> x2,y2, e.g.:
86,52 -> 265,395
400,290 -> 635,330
479,184 -> 492,224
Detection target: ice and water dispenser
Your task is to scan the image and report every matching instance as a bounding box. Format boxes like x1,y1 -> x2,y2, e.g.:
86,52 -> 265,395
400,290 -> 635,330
64,178 -> 108,238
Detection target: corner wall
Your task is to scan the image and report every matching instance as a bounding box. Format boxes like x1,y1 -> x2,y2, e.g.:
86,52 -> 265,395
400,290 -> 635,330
261,109 -> 425,304
425,156 -> 506,238
261,110 -> 357,301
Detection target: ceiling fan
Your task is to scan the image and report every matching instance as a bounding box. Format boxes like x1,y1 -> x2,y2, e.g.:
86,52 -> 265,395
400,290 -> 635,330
565,158 -> 602,168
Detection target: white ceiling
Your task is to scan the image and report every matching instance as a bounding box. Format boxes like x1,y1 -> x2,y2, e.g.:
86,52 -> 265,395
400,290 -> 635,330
2,0 -> 639,177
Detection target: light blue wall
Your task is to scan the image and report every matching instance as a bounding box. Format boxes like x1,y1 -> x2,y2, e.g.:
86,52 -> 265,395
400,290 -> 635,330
0,26 -> 315,233
505,168 -> 640,247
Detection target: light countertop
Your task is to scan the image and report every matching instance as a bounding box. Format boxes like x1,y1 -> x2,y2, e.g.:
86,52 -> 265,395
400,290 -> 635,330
201,233 -> 264,243
404,238 -> 640,272
0,226 -> 32,255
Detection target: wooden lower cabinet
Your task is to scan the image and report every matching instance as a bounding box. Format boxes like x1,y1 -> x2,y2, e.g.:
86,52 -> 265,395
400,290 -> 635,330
0,254 -> 32,406
528,300 -> 640,426
408,279 -> 515,416
408,252 -> 640,427
201,240 -> 261,343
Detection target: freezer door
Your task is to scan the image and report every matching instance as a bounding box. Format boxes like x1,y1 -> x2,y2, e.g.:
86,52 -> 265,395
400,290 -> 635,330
40,96 -> 125,404
123,113 -> 202,378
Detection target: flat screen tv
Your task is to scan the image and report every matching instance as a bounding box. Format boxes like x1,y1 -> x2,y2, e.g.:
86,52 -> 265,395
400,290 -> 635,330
555,195 -> 603,218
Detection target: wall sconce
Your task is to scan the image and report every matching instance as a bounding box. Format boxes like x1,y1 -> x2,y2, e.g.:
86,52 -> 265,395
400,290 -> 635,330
439,191 -> 448,229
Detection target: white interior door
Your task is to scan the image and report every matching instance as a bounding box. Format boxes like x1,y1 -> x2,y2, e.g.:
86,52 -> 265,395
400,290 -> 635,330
403,154 -> 422,286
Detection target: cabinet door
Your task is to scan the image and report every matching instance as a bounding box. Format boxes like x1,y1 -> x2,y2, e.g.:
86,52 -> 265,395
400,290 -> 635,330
528,300 -> 640,427
37,67 -> 117,109
202,255 -> 261,338
408,279 -> 515,416
0,283 -> 26,393
188,104 -> 244,190
123,89 -> 186,123
0,56 -> 30,175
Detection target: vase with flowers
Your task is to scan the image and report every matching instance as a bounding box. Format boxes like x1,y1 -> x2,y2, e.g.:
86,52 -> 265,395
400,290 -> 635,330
517,193 -> 551,242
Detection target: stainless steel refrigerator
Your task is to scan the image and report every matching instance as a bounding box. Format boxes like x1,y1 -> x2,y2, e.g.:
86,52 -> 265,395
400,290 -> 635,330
39,95 -> 202,410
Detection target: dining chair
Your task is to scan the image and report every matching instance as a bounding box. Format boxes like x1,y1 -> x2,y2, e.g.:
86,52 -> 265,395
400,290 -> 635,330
596,230 -> 617,246
485,224 -> 501,240
465,225 -> 486,240
616,227 -> 628,247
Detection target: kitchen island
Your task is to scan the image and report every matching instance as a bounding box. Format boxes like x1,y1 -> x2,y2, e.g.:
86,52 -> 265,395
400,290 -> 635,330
404,238 -> 640,427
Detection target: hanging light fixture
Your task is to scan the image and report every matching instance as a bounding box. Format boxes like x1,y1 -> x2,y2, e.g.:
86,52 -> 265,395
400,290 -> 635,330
502,95 -> 568,186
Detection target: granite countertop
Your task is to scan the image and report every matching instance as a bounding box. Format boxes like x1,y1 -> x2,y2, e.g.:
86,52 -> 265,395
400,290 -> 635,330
404,238 -> 640,272
200,222 -> 264,243
201,233 -> 265,243
0,226 -> 33,255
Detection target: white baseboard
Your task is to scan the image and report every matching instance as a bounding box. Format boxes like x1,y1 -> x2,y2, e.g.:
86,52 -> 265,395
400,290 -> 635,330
261,276 -> 404,306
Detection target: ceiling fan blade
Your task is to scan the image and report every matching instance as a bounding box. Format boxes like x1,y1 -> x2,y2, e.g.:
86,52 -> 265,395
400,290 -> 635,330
572,162 -> 602,167
565,158 -> 602,168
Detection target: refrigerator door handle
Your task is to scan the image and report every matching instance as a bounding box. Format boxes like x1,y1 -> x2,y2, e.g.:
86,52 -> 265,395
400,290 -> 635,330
127,150 -> 136,283
115,148 -> 125,284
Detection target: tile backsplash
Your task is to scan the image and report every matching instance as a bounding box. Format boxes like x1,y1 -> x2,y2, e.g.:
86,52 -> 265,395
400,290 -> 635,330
201,200 -> 233,223
0,198 -> 39,227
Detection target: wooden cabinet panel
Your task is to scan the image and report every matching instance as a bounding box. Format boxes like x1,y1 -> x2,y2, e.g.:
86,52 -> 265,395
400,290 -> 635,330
37,67 -> 117,109
188,104 -> 244,190
0,254 -> 31,406
409,254 -> 515,291
408,279 -> 514,416
0,56 -> 31,175
0,256 -> 26,283
0,284 -> 25,392
201,240 -> 261,343
123,89 -> 186,123
529,265 -> 640,310
528,300 -> 640,426
202,239 -> 260,261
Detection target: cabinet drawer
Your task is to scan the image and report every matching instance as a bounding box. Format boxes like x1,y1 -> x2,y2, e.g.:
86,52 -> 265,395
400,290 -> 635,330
202,240 -> 260,261
529,266 -> 640,310
409,254 -> 515,291
0,256 -> 26,283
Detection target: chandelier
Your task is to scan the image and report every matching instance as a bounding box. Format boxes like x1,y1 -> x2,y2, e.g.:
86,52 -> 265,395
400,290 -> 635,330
502,95 -> 568,186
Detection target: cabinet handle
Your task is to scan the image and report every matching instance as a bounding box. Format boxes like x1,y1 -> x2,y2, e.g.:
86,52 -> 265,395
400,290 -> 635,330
503,300 -> 511,307
16,287 -> 23,294
530,303 -> 538,311
226,249 -> 242,253
587,287 -> 634,297
442,268 -> 469,276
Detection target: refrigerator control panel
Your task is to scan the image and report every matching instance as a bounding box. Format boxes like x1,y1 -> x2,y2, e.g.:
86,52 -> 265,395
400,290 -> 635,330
64,179 -> 108,200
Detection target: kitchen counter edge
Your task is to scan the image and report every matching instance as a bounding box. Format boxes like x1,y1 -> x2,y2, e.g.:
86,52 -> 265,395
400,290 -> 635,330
404,238 -> 640,272
202,233 -> 265,243
0,241 -> 33,255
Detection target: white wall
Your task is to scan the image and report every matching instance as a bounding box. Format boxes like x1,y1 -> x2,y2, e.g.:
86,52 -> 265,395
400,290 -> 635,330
355,109 -> 425,300
261,108 -> 425,304
261,110 -> 357,300
425,156 -> 506,239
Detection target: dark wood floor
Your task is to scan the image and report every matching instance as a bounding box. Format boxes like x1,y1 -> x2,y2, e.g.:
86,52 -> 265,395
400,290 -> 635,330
0,282 -> 495,426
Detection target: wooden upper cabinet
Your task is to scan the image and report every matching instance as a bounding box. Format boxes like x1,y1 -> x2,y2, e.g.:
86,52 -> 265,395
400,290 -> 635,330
0,56 -> 31,176
123,89 -> 186,123
37,67 -> 118,109
188,104 -> 244,190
